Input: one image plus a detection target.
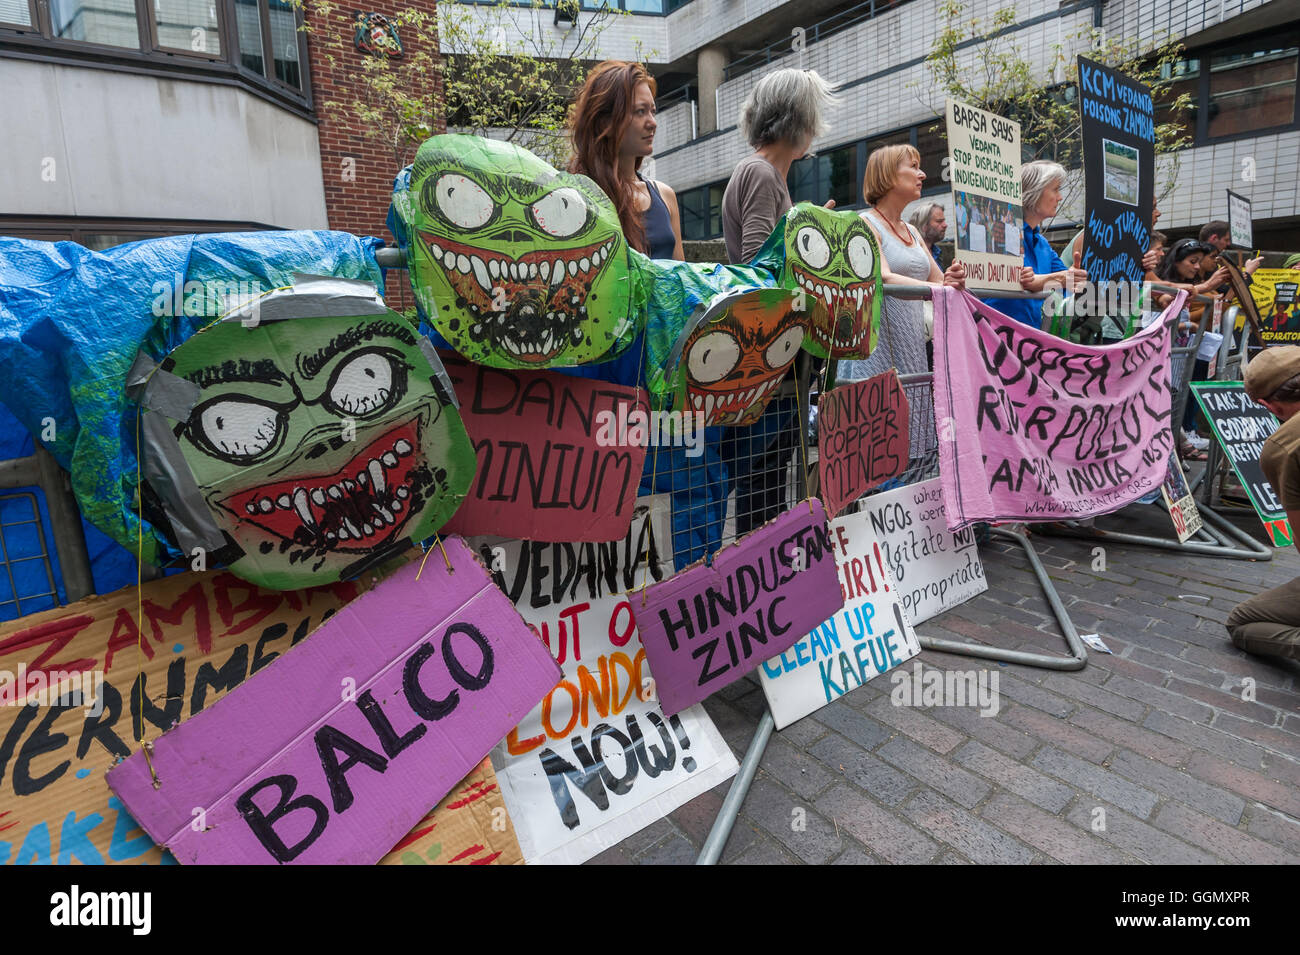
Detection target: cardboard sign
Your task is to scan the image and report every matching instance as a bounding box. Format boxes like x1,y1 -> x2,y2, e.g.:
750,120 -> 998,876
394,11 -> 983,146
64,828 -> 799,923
1159,454 -> 1202,544
854,477 -> 987,624
479,497 -> 737,864
1227,190 -> 1253,250
1077,57 -> 1155,286
634,499 -> 844,716
945,99 -> 1024,292
396,134 -> 635,369
0,572 -> 521,865
1249,269 -> 1300,344
440,354 -> 647,541
819,370 -> 907,517
782,204 -> 883,359
1191,381 -> 1292,547
759,509 -> 921,729
660,287 -> 806,426
934,289 -> 1176,530
147,278 -> 476,592
106,540 -> 561,865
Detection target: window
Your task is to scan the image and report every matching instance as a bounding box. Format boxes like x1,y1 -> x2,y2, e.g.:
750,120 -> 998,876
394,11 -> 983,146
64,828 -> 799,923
48,0 -> 139,48
680,181 -> 725,240
1207,46 -> 1297,139
0,0 -> 310,105
790,142 -> 858,208
913,121 -> 947,189
1155,57 -> 1199,143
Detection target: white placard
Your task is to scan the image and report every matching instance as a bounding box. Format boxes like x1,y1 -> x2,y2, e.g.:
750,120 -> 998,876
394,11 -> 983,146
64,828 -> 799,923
481,496 -> 737,865
759,509 -> 922,729
853,477 -> 988,623
1227,190 -> 1253,249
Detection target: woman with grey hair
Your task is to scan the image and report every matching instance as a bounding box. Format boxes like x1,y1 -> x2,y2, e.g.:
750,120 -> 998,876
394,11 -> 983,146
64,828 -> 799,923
719,67 -> 836,533
980,159 -> 1087,329
721,68 -> 838,263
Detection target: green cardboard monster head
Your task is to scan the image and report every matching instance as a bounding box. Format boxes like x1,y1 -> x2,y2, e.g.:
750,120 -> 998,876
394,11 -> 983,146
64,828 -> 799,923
783,204 -> 882,359
144,279 -> 475,591
402,134 -> 634,368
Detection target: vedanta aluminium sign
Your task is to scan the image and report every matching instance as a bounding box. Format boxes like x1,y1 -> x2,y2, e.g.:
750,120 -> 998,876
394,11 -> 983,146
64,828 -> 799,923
107,540 -> 560,865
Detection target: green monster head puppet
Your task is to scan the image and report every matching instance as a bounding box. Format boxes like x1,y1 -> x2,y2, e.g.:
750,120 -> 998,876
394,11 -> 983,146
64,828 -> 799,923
400,134 -> 634,368
663,288 -> 805,426
141,279 -> 475,591
783,203 -> 882,359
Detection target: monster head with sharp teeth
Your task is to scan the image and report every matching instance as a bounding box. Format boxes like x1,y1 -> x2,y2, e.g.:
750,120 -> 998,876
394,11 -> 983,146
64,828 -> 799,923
151,282 -> 476,591
783,203 -> 882,360
400,134 -> 633,369
667,288 -> 806,427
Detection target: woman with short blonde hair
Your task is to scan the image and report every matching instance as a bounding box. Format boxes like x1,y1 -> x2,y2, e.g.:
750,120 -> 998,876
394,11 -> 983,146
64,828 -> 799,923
838,143 -> 966,381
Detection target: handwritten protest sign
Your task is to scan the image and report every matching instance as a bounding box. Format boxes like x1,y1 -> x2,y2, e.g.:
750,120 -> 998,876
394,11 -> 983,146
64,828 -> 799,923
634,499 -> 844,716
0,572 -> 523,865
441,353 -> 647,541
945,99 -> 1023,292
854,478 -> 987,624
1077,57 -> 1154,285
1227,190 -> 1253,250
934,288 -> 1177,530
819,370 -> 907,517
759,509 -> 920,729
479,497 -> 737,864
1159,454 -> 1202,544
107,541 -> 561,865
1249,270 -> 1300,343
1191,381 -> 1292,547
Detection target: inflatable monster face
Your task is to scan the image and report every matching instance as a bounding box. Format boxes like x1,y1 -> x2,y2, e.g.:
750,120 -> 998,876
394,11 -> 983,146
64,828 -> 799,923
405,134 -> 633,368
151,282 -> 474,590
784,204 -> 882,359
668,288 -> 805,426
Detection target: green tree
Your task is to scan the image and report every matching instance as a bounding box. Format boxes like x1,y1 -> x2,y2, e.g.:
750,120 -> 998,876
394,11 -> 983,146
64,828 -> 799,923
299,0 -> 633,169
923,1 -> 1193,204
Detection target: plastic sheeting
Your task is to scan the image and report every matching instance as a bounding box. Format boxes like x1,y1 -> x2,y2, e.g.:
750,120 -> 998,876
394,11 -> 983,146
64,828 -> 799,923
0,231 -> 385,569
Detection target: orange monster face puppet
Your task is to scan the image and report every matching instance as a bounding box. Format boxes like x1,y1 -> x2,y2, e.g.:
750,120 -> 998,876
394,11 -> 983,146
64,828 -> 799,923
674,288 -> 806,426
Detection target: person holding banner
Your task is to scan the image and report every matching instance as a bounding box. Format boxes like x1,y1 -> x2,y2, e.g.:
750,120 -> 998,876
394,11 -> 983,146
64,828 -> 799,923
1226,346 -> 1300,661
980,160 -> 1087,329
839,144 -> 966,381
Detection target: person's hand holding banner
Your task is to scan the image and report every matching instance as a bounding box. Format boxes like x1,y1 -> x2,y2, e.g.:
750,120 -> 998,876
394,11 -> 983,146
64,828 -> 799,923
943,261 -> 967,289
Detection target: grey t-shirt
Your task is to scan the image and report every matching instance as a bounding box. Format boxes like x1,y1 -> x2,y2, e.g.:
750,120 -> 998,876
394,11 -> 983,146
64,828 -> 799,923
722,154 -> 792,265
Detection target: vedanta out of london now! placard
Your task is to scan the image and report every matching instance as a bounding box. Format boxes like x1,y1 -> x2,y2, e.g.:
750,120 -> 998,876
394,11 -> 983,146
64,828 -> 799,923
945,98 -> 1024,293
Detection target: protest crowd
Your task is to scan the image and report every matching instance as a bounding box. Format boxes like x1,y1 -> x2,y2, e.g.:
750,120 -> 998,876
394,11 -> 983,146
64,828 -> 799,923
1,31 -> 1299,876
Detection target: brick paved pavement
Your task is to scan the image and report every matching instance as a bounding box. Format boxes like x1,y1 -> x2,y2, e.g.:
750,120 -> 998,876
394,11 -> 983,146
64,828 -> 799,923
594,502 -> 1300,864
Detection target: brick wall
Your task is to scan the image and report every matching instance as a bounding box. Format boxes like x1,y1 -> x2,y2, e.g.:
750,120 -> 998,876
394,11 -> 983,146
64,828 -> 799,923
305,1 -> 444,309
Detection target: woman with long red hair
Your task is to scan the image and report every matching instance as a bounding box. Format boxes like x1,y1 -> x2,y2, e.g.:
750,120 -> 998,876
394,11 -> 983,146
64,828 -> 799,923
568,61 -> 684,261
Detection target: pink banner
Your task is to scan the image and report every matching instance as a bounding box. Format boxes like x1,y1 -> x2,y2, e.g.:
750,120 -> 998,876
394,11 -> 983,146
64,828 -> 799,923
106,539 -> 561,865
632,500 -> 844,716
933,288 -> 1181,530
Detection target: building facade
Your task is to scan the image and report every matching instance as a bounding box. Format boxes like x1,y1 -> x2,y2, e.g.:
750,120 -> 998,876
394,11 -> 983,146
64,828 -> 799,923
0,0 -> 438,246
457,0 -> 1296,251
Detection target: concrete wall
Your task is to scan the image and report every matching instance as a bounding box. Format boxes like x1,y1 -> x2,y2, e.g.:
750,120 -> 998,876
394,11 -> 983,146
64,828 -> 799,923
0,59 -> 328,229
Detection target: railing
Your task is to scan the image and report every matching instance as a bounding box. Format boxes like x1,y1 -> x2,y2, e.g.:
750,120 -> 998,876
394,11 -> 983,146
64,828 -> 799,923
722,0 -> 914,82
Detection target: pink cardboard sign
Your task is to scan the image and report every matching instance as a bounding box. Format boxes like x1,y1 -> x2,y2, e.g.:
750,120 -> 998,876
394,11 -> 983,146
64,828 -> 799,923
933,288 -> 1178,530
633,499 -> 844,716
105,538 -> 561,865
819,370 -> 908,517
441,353 -> 649,542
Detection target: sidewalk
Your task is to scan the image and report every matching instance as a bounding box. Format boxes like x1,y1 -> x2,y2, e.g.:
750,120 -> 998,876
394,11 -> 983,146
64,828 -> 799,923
596,503 -> 1300,864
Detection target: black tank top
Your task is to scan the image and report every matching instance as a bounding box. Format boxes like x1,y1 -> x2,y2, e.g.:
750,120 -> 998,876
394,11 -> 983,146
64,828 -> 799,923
639,173 -> 676,259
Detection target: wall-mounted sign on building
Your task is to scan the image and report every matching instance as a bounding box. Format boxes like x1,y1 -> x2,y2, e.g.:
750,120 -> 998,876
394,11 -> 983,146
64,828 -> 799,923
355,12 -> 403,58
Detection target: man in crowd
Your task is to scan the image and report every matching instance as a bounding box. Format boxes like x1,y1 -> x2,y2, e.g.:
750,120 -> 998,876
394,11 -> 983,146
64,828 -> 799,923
1226,346 -> 1300,660
909,201 -> 946,267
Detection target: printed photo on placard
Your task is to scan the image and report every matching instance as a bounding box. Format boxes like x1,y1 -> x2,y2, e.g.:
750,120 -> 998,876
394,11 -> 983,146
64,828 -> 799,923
1102,139 -> 1139,206
480,496 -> 738,865
945,98 -> 1024,291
